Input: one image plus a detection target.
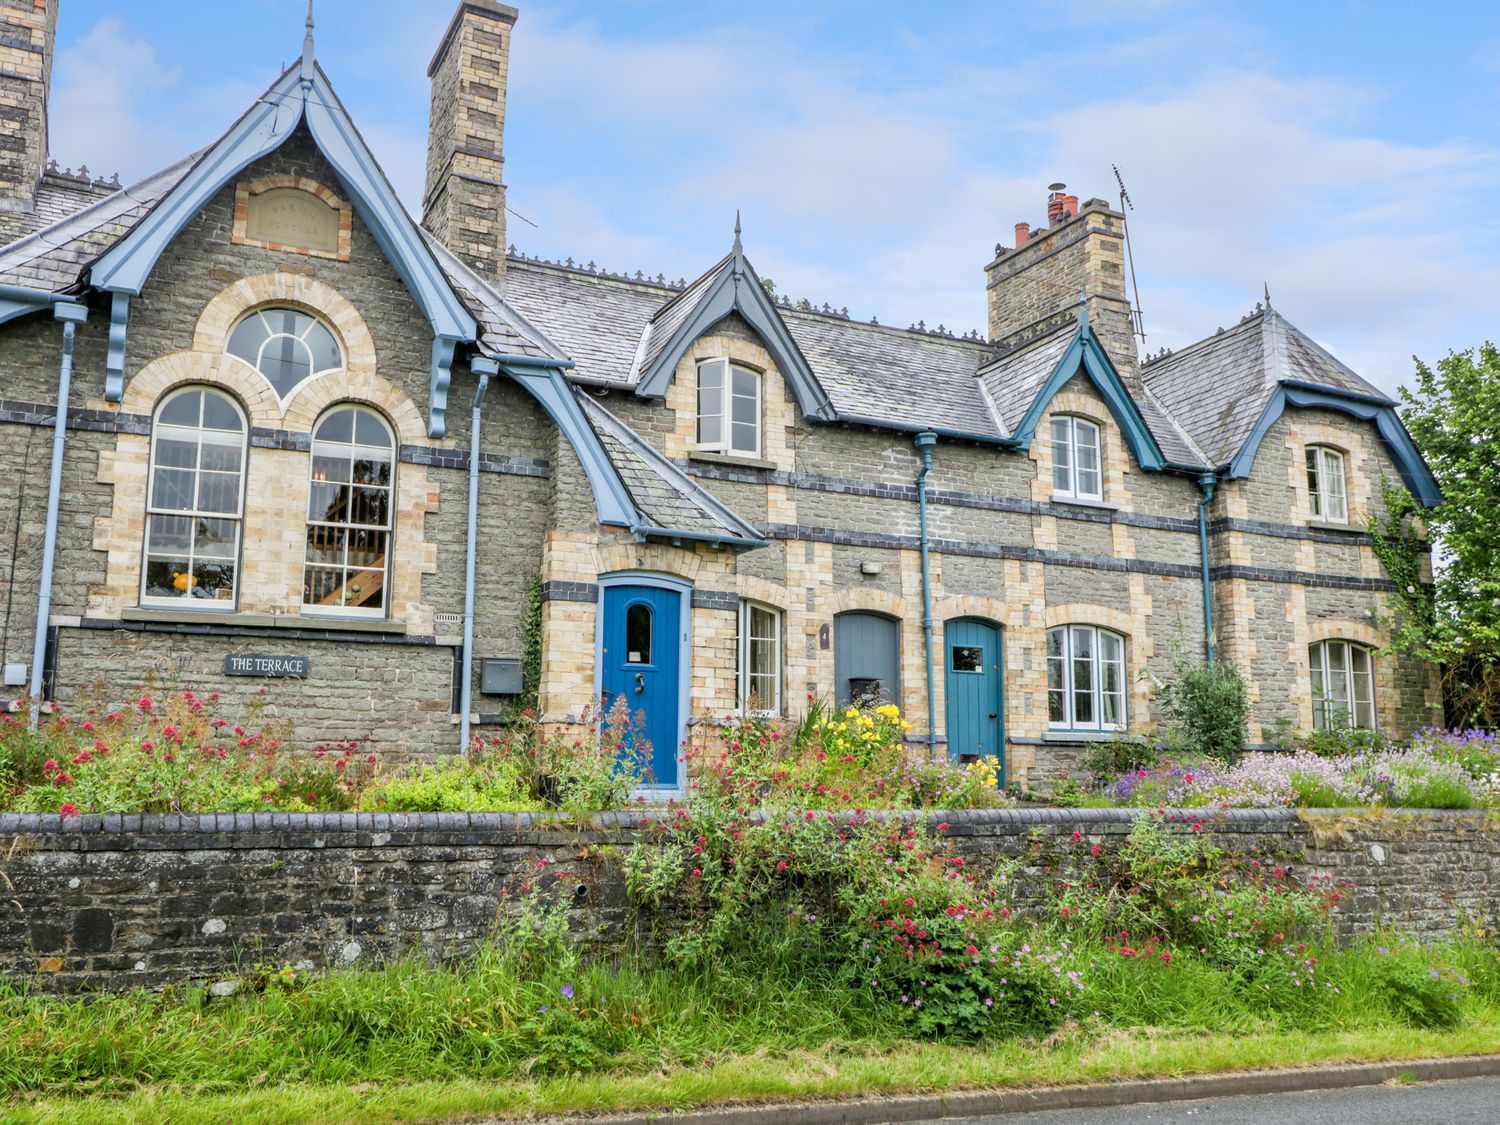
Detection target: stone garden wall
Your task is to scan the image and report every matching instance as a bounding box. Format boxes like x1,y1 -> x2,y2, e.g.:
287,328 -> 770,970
2,808 -> 1494,993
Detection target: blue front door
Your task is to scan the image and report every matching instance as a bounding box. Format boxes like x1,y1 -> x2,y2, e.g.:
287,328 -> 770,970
601,584 -> 682,788
944,618 -> 1004,781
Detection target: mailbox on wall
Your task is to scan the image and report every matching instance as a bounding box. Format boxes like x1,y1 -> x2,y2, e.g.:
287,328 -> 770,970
479,657 -> 523,696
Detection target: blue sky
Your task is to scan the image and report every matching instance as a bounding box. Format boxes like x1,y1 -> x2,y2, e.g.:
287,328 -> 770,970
47,1 -> 1500,394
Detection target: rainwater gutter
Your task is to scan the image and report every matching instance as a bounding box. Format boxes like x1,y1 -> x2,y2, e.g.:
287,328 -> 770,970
29,302 -> 88,726
1196,472 -> 1217,664
914,431 -> 939,750
459,357 -> 498,756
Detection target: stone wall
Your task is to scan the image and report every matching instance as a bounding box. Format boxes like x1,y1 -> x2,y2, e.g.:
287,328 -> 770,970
2,808 -> 1493,993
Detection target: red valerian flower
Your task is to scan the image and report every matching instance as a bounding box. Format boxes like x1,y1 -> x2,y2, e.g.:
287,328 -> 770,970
59,803 -> 79,817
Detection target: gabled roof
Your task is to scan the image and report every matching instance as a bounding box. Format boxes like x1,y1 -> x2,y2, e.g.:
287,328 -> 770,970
1141,304 -> 1388,466
626,231 -> 837,422
576,393 -> 765,547
87,61 -> 475,348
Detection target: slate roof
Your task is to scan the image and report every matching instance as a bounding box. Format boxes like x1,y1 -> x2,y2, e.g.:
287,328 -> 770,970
421,232 -> 562,361
505,258 -> 1004,438
0,154 -> 198,291
576,392 -> 764,545
1142,306 -> 1390,466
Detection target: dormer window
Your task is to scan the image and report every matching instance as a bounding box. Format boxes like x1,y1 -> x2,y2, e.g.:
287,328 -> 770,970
1306,446 -> 1348,523
227,307 -> 343,401
1050,415 -> 1102,501
696,359 -> 761,458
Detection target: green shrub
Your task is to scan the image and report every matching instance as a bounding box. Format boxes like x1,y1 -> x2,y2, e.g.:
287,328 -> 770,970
1082,735 -> 1159,788
1150,649 -> 1251,764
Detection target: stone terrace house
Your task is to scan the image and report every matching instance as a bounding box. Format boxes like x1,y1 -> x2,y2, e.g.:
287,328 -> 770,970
0,0 -> 1443,792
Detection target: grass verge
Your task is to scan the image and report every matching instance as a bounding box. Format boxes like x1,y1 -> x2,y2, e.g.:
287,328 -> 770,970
8,1024 -> 1499,1125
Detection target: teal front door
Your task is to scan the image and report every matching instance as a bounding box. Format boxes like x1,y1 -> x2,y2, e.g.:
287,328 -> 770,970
600,583 -> 682,789
944,618 -> 1003,780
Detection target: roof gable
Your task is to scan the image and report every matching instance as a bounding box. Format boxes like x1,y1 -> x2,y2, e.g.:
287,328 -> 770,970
86,62 -> 476,359
1001,318 -> 1170,472
633,232 -> 835,421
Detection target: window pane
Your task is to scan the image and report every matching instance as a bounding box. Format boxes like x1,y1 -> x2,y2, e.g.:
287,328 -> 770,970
1324,452 -> 1348,521
154,437 -> 198,470
191,558 -> 236,602
150,469 -> 195,512
316,408 -> 355,444
196,471 -> 241,514
311,452 -> 352,484
1072,627 -> 1095,726
144,555 -> 192,599
952,645 -> 983,673
309,482 -> 348,522
226,318 -> 269,366
1306,448 -> 1322,516
201,393 -> 244,433
731,391 -> 758,425
342,568 -> 384,611
1051,418 -> 1072,492
349,486 -> 389,527
731,421 -> 758,453
354,410 -> 388,447
305,526 -> 346,566
698,412 -> 723,446
259,335 -> 312,394
198,437 -> 242,473
147,514 -> 192,555
1310,646 -> 1328,730
158,391 -> 201,426
194,518 -> 237,559
346,528 -> 387,569
1047,628 -> 1067,723
305,321 -> 343,374
732,366 -> 757,396
303,565 -> 344,607
625,603 -> 652,664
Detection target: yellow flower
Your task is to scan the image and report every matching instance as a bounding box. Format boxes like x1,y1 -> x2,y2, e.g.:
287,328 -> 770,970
875,703 -> 900,720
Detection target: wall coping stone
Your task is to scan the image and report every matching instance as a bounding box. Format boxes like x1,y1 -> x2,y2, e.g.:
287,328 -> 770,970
4,807 -> 1493,851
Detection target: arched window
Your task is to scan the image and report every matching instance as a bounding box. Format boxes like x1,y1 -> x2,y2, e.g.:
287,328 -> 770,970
1310,640 -> 1375,729
1050,415 -> 1102,501
303,405 -> 394,616
226,307 -> 343,399
1047,624 -> 1126,730
625,602 -> 653,664
1305,445 -> 1348,523
142,387 -> 247,607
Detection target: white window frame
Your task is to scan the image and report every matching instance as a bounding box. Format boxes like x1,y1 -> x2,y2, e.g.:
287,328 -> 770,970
1050,415 -> 1103,502
1047,624 -> 1127,731
737,600 -> 782,714
140,387 -> 248,610
1306,445 -> 1349,523
225,306 -> 344,404
696,358 -> 762,458
1310,640 -> 1376,730
302,404 -> 396,619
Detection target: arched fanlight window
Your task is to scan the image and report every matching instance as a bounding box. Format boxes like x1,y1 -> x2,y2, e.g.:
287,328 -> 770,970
142,387 -> 247,607
303,405 -> 394,617
226,307 -> 343,399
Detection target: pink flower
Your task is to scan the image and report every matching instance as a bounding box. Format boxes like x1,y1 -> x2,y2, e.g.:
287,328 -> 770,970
162,725 -> 177,738
141,740 -> 154,751
138,696 -> 153,710
43,759 -> 58,772
59,803 -> 79,817
81,721 -> 94,731
366,754 -> 376,764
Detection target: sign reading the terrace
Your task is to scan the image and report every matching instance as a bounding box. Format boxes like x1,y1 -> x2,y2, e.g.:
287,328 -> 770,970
224,654 -> 310,678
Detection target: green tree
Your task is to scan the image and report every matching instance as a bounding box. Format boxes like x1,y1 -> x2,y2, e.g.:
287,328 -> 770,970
1372,342 -> 1500,726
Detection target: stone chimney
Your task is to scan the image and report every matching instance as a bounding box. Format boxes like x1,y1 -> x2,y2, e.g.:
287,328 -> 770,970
986,185 -> 1137,375
0,0 -> 60,238
422,1 -> 517,284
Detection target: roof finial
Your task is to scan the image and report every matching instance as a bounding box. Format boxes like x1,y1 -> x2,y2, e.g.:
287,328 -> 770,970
733,209 -> 742,253
1077,287 -> 1089,330
300,0 -> 316,78
1263,281 -> 1272,309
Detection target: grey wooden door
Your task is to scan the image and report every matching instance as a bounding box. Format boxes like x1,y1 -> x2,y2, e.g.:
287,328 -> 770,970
834,612 -> 899,708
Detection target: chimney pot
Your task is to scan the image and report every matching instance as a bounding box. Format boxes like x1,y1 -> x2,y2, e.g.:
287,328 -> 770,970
1013,222 -> 1030,248
1046,182 -> 1068,224
1064,194 -> 1079,218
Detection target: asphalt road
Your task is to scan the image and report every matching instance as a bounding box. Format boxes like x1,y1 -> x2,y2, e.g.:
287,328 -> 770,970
908,1074 -> 1500,1124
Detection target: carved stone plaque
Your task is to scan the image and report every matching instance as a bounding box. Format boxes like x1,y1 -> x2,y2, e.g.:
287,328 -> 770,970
244,187 -> 340,254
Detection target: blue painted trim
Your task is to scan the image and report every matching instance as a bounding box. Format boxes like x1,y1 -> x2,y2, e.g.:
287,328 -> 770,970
1010,326 -> 1167,472
594,571 -> 692,799
0,296 -> 49,326
1228,385 -> 1442,508
88,64 -> 475,347
636,245 -> 835,421
105,292 -> 130,403
428,336 -> 458,438
504,366 -> 637,527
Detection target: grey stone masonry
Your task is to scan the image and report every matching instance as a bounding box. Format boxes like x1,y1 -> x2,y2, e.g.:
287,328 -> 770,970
1,808 -> 1492,993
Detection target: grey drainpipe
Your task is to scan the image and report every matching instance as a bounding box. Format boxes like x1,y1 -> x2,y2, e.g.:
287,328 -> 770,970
29,302 -> 89,726
914,431 -> 939,750
459,358 -> 498,756
1196,472 -> 1217,664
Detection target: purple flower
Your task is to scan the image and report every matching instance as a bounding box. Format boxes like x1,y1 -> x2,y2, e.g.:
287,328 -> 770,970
560,983 -> 574,999
539,1004 -> 548,1013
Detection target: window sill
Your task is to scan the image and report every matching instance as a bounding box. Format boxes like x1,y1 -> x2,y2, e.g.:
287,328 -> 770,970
122,608 -> 407,634
1306,519 -> 1361,534
1049,494 -> 1117,512
1042,728 -> 1127,743
689,451 -> 778,472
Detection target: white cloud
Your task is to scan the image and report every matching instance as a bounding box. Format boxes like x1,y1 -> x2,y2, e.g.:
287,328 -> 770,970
49,17 -> 182,179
